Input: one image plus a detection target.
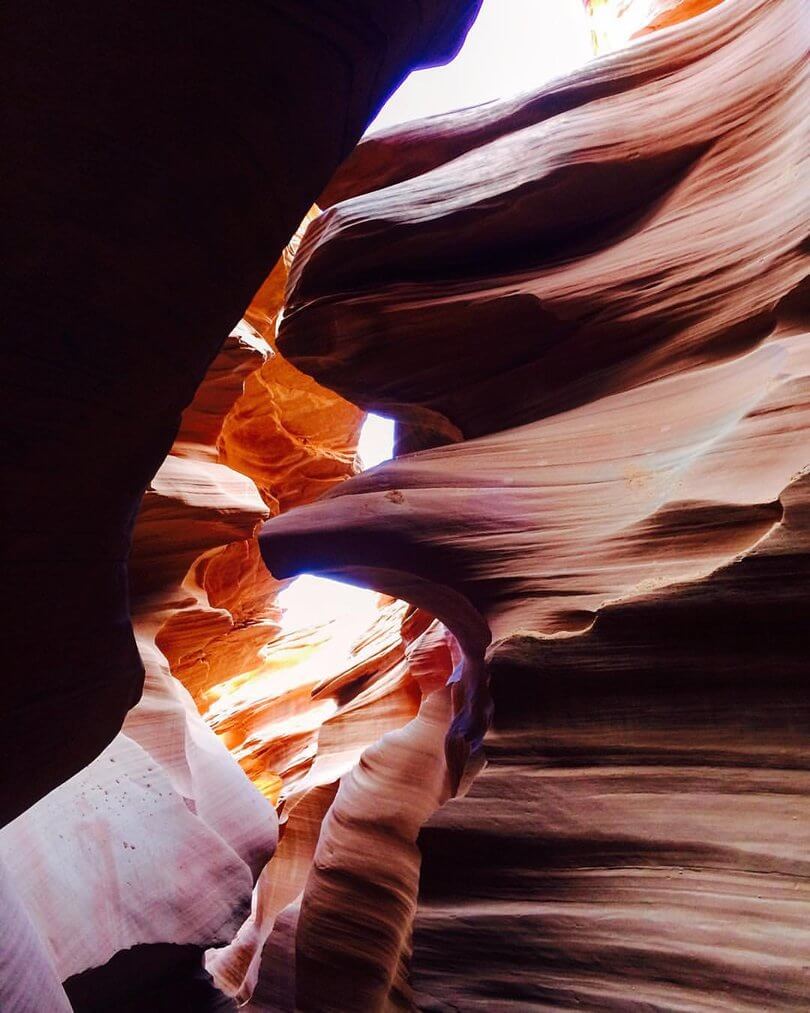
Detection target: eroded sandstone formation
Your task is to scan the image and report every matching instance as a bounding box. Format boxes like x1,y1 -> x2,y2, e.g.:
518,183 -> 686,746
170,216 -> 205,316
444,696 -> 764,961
1,0 -> 807,1009
2,225 -> 450,1008
257,0 -> 809,1006
2,0 -> 482,826
1,2 -> 483,1009
2,189 -> 469,1010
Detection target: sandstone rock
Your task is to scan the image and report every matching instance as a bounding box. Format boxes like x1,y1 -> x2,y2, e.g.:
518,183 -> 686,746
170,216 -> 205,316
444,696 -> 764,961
256,0 -> 810,1005
3,0 -> 807,1008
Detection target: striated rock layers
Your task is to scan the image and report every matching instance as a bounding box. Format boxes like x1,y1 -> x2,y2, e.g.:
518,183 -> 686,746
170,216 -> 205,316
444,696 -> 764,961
1,0 -> 807,1009
1,219 -> 459,1009
1,0 -> 482,827
258,0 -> 810,1006
1,2 -> 483,1010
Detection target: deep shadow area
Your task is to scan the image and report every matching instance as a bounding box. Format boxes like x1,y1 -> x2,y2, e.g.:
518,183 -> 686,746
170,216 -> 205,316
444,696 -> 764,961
64,944 -> 236,1013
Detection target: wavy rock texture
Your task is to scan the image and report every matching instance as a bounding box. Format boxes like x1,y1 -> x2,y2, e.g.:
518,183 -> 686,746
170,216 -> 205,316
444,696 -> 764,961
0,860 -> 71,1013
0,258 -> 444,1009
258,0 -> 810,1006
2,0 -> 483,828
208,618 -> 457,1009
2,0 -> 807,1009
414,473 -> 810,1010
0,662 -> 273,981
149,227 -> 418,811
1,231 -> 432,1008
0,326 -> 279,1008
2,3 -> 484,1008
294,687 -> 455,1013
585,0 -> 725,51
217,209 -> 366,516
285,1 -> 805,452
1,220 -> 448,1009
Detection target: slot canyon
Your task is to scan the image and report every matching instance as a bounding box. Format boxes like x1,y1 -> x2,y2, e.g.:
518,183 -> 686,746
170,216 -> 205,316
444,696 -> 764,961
1,0 -> 808,1009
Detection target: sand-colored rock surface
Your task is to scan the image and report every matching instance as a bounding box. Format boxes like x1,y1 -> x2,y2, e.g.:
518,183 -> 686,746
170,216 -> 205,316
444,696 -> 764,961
2,0 -> 807,1008
256,0 -> 809,1005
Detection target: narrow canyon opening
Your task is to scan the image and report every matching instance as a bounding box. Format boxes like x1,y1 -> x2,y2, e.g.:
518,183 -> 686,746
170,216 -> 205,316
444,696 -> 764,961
3,0 -> 807,1010
188,0 -> 599,817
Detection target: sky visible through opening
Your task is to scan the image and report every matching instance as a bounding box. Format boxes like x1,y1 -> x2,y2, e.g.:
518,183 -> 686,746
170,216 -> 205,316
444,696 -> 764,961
277,0 -> 592,633
368,0 -> 592,133
275,411 -> 396,632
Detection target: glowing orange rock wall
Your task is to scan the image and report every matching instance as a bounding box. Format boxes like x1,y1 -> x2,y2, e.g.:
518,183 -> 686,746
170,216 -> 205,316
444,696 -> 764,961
217,216 -> 366,518
111,236 -> 440,1009
146,230 -> 417,810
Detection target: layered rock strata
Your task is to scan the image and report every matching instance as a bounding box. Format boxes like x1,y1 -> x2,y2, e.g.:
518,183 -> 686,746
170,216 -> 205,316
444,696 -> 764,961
1,0 -> 807,1008
257,0 -> 810,1005
2,0 -> 483,826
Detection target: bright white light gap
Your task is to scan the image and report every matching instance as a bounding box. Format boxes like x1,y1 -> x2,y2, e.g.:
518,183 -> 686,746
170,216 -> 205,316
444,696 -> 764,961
276,413 -> 395,633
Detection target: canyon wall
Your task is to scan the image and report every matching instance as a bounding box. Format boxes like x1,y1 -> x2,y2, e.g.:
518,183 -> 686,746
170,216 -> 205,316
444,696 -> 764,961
1,2 -> 482,1010
1,0 -> 807,1009
259,0 -> 810,1006
2,0 -> 481,825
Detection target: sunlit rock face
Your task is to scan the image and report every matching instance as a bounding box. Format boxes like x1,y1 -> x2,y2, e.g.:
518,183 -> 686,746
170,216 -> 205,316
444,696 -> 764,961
585,0 -> 725,51
217,211 -> 366,518
260,0 -> 810,1006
